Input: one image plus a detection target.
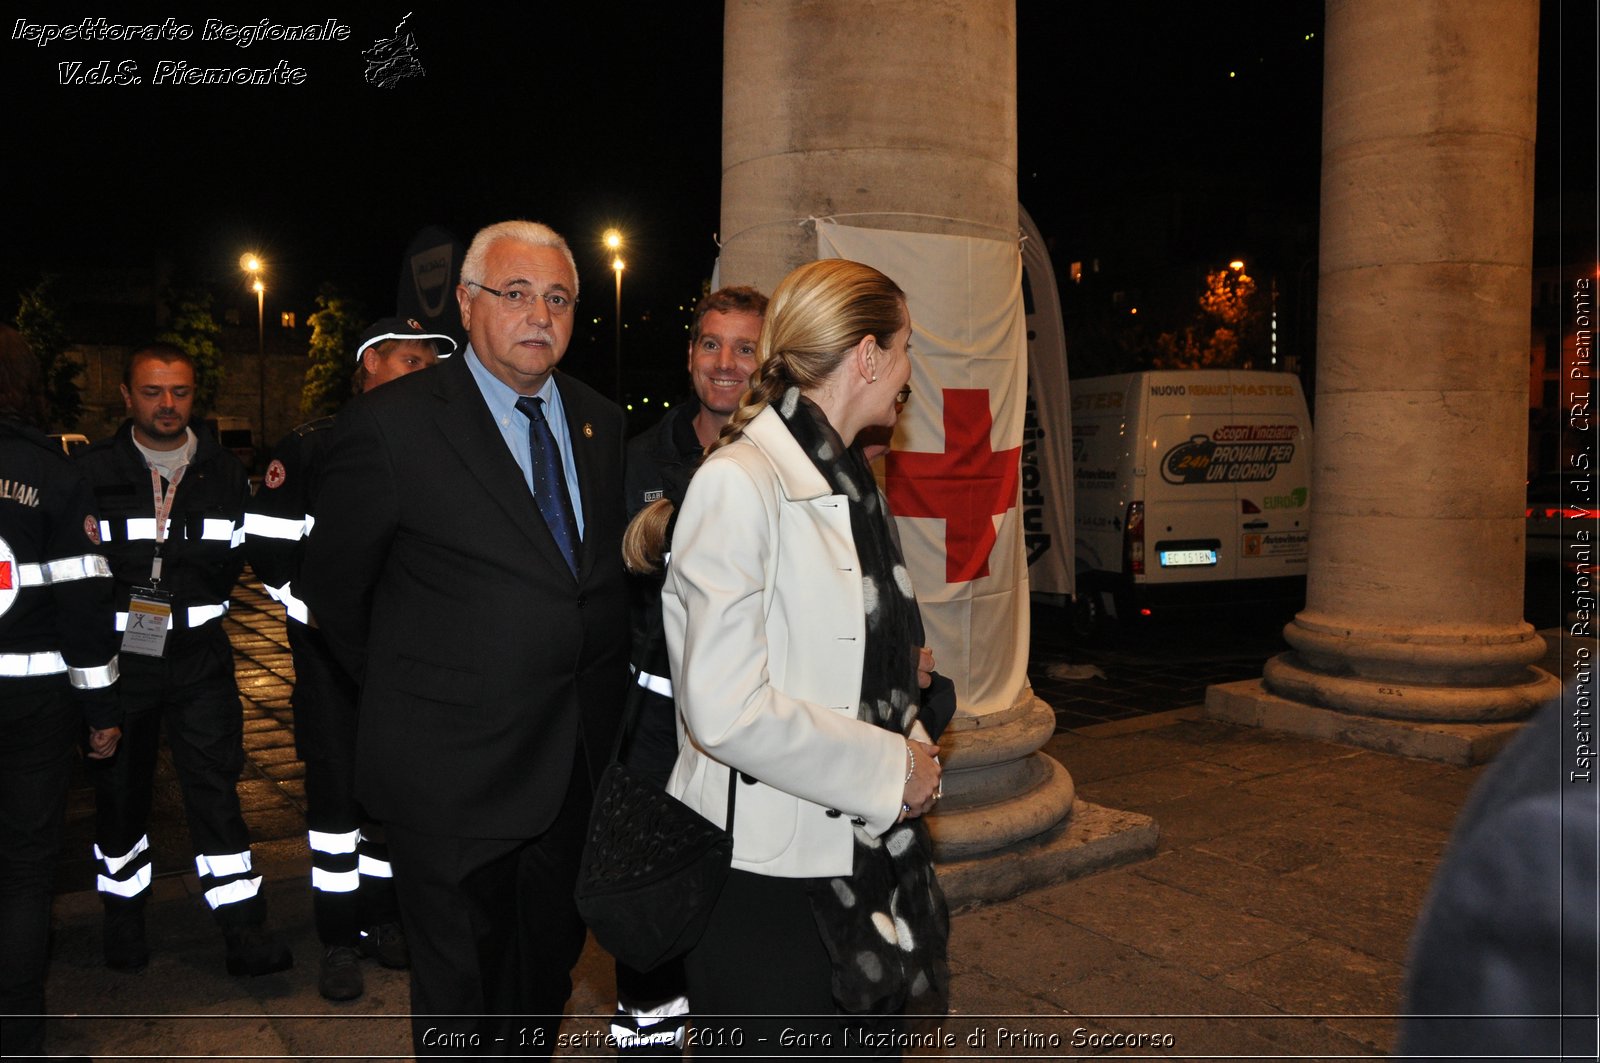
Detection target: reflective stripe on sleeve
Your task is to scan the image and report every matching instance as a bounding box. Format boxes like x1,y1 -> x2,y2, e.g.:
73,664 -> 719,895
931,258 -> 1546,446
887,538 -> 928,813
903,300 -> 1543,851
203,875 -> 263,909
358,854 -> 394,879
95,836 -> 151,875
15,553 -> 113,586
307,829 -> 359,855
0,651 -> 67,677
262,582 -> 311,625
97,864 -> 153,899
242,512 -> 307,541
311,867 -> 360,893
68,657 -> 120,690
635,669 -> 673,698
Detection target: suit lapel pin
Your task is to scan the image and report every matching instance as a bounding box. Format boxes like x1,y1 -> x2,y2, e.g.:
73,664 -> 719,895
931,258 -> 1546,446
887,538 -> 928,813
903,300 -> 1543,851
582,423 -> 594,438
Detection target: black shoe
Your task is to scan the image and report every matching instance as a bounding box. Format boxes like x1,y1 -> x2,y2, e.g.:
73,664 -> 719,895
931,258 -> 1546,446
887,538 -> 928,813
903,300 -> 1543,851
356,921 -> 409,969
103,904 -> 149,972
223,925 -> 294,977
318,945 -> 365,1001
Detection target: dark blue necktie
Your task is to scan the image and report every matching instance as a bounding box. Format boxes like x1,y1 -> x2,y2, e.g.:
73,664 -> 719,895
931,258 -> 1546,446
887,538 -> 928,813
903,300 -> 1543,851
514,396 -> 580,576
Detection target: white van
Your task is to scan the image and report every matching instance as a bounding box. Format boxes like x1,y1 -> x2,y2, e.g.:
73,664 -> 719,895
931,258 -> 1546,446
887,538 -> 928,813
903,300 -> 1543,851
1071,369 -> 1312,628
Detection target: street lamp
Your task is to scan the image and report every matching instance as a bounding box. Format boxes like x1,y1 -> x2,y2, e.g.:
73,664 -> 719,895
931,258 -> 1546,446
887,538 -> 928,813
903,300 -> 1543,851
240,254 -> 266,450
603,229 -> 625,403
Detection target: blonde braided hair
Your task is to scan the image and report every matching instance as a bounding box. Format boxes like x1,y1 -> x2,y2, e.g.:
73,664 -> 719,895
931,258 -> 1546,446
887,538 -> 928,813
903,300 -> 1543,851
622,259 -> 905,573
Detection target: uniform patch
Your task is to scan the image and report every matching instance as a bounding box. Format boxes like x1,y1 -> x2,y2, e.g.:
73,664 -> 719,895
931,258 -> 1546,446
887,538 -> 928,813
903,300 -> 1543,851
0,534 -> 16,618
85,515 -> 101,544
265,460 -> 287,489
643,490 -> 663,503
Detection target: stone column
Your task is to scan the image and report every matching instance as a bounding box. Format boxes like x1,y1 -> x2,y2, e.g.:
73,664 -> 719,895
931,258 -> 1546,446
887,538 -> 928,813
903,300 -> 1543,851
720,0 -> 1154,903
1210,0 -> 1559,762
719,0 -> 1019,291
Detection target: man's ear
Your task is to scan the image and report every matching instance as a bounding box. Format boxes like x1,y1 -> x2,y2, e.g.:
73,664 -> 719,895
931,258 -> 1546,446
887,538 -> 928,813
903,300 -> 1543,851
456,283 -> 474,331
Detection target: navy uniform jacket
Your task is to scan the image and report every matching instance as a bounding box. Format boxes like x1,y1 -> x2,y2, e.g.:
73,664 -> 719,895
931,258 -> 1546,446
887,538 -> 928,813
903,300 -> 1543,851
243,416 -> 336,625
76,422 -> 248,691
0,418 -> 119,725
300,356 -> 630,840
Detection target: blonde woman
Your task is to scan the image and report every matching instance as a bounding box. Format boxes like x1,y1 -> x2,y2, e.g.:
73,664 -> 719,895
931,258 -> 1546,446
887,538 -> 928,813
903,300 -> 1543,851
658,258 -> 947,1054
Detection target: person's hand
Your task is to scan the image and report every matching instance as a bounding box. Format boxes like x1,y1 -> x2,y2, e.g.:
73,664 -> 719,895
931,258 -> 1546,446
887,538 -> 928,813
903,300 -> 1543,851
897,739 -> 941,821
916,646 -> 935,689
86,726 -> 121,760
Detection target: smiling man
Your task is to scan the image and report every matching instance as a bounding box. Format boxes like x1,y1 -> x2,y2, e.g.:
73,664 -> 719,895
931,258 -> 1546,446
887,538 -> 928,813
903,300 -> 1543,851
302,220 -> 629,1058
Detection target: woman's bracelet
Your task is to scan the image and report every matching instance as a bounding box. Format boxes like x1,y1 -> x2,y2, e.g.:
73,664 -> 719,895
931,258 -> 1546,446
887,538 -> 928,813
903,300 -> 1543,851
905,743 -> 916,784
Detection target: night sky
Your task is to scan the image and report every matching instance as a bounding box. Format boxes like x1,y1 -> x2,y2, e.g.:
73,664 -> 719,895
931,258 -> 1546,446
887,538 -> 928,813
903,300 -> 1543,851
2,2 -> 1589,380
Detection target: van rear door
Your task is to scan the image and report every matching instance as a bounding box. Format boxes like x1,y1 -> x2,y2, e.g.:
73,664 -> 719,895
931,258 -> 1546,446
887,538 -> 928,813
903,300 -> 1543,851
1144,376 -> 1239,584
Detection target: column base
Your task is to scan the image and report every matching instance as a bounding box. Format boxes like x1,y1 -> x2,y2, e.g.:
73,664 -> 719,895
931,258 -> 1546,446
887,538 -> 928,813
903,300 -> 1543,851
1206,676 -> 1526,766
928,692 -> 1158,908
935,799 -> 1158,910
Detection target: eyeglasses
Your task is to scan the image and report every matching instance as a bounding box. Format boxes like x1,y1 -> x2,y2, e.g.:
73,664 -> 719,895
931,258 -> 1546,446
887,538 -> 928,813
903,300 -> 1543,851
895,385 -> 912,405
465,281 -> 575,316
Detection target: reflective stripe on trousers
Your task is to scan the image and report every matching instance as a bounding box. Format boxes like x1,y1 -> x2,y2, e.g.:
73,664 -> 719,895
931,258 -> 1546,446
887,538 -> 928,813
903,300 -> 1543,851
95,836 -> 153,899
195,850 -> 262,910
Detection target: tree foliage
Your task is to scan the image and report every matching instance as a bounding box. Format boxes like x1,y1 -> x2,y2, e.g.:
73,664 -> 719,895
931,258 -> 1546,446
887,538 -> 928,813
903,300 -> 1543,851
302,285 -> 365,419
156,290 -> 225,415
1153,268 -> 1263,370
14,274 -> 81,430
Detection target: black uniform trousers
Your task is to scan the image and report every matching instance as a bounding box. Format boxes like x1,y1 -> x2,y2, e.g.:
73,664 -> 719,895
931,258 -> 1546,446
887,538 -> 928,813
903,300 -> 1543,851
386,741 -> 592,1059
0,680 -> 78,1058
287,619 -> 398,946
684,870 -> 905,1059
87,634 -> 264,927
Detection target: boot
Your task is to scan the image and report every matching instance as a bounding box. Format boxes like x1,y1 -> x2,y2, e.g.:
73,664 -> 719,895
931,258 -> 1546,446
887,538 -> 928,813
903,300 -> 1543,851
102,900 -> 149,972
356,921 -> 410,969
223,924 -> 293,977
318,945 -> 364,1001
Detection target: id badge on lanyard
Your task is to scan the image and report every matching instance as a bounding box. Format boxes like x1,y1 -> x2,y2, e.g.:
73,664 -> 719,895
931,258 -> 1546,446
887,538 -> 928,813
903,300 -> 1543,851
121,465 -> 185,658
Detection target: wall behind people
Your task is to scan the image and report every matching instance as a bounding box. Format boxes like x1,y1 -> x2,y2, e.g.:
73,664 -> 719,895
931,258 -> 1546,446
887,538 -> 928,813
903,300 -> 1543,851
50,339 -> 309,446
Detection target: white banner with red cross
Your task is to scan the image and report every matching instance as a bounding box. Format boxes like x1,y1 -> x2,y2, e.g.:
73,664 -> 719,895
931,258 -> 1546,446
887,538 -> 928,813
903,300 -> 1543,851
816,220 -> 1029,718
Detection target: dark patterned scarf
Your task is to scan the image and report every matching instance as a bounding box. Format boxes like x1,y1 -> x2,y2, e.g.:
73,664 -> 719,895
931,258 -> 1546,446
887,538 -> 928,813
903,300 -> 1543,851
774,388 -> 950,1017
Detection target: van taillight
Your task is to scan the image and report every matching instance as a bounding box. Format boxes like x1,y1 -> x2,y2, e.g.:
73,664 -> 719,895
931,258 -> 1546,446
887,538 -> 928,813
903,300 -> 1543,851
1125,501 -> 1145,576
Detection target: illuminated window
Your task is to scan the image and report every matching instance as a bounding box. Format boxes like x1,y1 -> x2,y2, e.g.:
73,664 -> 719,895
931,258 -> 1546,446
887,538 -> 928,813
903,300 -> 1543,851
280,312 -> 297,328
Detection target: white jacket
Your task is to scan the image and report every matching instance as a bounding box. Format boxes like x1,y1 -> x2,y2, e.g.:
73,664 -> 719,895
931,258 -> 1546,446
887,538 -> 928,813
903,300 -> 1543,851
663,406 -> 909,878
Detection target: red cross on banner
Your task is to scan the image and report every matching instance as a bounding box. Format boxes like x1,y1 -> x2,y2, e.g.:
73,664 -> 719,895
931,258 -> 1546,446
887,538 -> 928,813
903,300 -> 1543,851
885,388 -> 1021,584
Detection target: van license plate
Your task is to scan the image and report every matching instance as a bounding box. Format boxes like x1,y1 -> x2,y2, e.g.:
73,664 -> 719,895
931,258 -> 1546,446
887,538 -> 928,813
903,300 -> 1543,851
1159,549 -> 1218,567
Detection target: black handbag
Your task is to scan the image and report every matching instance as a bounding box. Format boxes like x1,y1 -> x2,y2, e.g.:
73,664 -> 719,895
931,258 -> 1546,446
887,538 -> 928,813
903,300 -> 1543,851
574,669 -> 737,973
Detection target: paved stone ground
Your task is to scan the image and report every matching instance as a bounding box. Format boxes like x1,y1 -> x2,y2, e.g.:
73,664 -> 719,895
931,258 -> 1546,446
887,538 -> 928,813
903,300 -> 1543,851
38,577 -> 1589,1059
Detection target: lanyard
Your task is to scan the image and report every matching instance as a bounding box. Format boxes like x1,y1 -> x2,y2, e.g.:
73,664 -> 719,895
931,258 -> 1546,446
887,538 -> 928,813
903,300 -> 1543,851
148,464 -> 187,583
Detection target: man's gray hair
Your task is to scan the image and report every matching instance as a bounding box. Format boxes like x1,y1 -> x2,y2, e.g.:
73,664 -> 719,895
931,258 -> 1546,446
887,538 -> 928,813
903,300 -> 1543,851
460,220 -> 580,299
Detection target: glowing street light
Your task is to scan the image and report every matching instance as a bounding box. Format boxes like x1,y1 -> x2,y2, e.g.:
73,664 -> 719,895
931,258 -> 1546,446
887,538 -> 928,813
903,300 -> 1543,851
603,229 -> 626,403
241,254 -> 267,450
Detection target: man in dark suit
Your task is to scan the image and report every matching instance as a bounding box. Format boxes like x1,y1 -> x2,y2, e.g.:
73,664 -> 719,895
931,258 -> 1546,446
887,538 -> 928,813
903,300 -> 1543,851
302,220 -> 629,1057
